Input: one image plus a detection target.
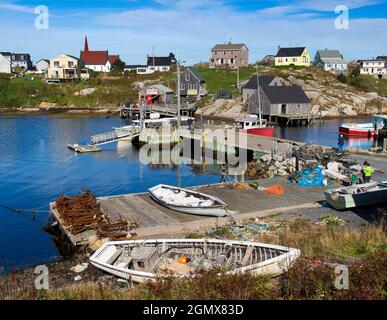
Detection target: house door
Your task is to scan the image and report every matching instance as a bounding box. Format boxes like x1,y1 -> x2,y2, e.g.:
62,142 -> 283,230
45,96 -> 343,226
281,104 -> 287,114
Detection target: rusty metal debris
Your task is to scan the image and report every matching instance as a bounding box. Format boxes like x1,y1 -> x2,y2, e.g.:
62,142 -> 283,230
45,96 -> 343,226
55,189 -> 137,241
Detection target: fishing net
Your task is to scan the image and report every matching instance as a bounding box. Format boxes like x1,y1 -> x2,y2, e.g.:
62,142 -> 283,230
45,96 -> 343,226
265,185 -> 285,195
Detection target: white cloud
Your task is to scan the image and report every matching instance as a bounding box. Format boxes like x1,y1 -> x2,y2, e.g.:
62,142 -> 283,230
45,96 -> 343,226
0,0 -> 386,64
0,1 -> 34,13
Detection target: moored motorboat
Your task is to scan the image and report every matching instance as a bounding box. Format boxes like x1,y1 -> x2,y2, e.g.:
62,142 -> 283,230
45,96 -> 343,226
148,184 -> 229,217
235,116 -> 275,137
324,181 -> 387,210
67,144 -> 101,153
90,239 -> 301,282
339,123 -> 375,137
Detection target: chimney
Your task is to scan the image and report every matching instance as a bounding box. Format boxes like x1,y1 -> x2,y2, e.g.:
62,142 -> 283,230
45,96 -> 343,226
278,45 -> 281,52
84,36 -> 89,52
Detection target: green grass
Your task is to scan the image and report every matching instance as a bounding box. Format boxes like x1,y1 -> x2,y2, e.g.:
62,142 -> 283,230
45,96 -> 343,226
194,66 -> 257,95
349,75 -> 387,97
0,71 -> 176,109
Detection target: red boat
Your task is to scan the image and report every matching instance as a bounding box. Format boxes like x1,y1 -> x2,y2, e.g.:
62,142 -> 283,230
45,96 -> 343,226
235,117 -> 275,137
339,123 -> 375,137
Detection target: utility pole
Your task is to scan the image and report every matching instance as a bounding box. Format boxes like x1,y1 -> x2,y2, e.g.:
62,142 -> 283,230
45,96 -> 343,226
237,66 -> 240,91
177,60 -> 181,129
152,47 -> 155,68
256,65 -> 262,125
237,57 -> 241,91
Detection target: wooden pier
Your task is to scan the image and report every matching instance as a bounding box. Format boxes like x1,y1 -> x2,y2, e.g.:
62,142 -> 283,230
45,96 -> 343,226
180,127 -> 313,155
120,103 -> 196,119
50,177 -> 336,246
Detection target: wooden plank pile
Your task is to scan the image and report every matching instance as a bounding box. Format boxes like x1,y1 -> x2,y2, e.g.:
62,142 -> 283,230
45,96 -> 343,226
55,190 -> 136,241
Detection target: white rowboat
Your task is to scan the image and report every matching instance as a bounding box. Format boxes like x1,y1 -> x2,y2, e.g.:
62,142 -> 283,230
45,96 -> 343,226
90,239 -> 301,283
148,184 -> 229,217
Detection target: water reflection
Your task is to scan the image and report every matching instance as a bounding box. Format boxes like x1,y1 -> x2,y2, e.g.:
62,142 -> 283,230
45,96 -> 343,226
0,114 -> 221,270
275,118 -> 376,151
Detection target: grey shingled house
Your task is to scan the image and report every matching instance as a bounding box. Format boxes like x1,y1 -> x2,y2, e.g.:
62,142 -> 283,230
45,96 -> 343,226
179,67 -> 207,98
243,75 -> 311,119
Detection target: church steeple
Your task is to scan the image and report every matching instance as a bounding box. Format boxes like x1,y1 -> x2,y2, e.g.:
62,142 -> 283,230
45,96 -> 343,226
84,36 -> 89,52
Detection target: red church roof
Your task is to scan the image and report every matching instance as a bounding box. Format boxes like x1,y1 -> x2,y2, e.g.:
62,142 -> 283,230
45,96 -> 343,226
81,50 -> 109,66
80,36 -> 119,66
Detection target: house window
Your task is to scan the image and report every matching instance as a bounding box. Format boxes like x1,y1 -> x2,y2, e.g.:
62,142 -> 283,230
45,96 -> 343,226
303,56 -> 307,63
181,84 -> 186,90
186,74 -> 190,81
281,104 -> 287,114
68,61 -> 74,68
188,84 -> 196,90
54,61 -> 59,68
292,58 -> 297,62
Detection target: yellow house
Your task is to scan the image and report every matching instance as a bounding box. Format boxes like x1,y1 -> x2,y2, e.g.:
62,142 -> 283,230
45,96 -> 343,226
46,54 -> 83,83
275,47 -> 311,67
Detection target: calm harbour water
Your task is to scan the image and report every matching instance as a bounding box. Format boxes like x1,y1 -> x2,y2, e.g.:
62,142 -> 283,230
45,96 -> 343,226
0,114 -> 376,271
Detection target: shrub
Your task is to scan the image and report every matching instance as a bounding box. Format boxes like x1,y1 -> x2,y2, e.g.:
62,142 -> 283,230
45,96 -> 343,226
337,73 -> 347,83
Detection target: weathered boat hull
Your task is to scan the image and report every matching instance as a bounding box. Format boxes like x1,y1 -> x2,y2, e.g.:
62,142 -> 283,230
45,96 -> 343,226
148,185 -> 229,217
324,181 -> 387,210
90,239 -> 301,283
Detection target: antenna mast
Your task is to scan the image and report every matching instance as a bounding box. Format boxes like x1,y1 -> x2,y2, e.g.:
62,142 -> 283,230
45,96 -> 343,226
256,65 -> 262,125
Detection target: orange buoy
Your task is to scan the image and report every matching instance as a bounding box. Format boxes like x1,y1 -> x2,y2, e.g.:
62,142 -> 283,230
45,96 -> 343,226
177,256 -> 191,264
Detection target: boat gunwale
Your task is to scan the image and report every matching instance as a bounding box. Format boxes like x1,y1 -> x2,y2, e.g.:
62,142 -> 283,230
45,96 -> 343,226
90,239 -> 301,280
148,184 -> 227,209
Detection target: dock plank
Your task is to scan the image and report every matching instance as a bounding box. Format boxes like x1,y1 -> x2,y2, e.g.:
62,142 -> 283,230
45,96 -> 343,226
115,196 -> 180,228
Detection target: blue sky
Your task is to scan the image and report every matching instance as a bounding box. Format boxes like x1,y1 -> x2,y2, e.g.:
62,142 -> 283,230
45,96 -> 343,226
0,0 -> 386,64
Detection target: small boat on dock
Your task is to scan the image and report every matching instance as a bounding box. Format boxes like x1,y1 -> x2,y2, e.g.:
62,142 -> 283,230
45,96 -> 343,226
67,144 -> 101,153
90,239 -> 301,282
148,184 -> 229,217
339,123 -> 375,137
324,181 -> 387,210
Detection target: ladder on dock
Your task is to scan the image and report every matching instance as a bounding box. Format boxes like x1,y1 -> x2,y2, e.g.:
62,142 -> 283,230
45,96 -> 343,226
90,127 -> 140,146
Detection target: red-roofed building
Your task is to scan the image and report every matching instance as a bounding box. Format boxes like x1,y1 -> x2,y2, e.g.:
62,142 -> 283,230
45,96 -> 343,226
80,37 -> 120,72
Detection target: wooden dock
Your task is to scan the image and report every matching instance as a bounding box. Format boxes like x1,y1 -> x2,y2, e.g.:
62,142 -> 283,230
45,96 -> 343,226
50,177 -> 336,246
180,127 -> 313,155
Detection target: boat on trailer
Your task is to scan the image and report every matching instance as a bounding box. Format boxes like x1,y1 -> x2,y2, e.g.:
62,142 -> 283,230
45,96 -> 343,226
324,181 -> 387,210
148,184 -> 229,217
90,239 -> 301,283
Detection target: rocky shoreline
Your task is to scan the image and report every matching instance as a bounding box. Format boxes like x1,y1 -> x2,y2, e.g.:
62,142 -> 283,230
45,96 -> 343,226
0,105 -> 121,116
